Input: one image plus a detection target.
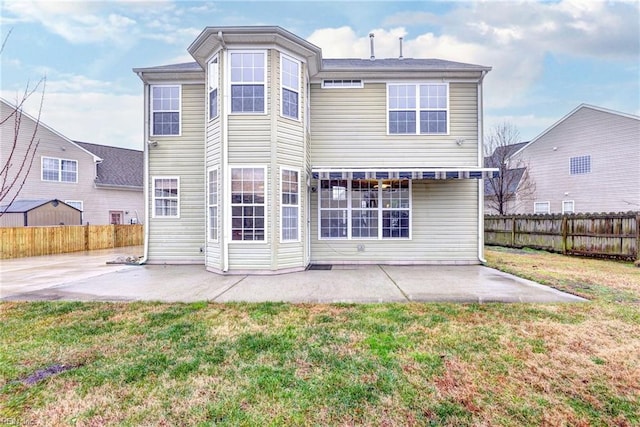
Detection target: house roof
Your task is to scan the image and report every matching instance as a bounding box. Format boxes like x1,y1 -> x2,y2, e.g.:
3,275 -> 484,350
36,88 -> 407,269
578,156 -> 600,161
484,167 -> 526,196
510,104 -> 640,158
322,58 -> 491,72
0,199 -> 80,213
74,141 -> 143,189
484,142 -> 529,167
135,26 -> 491,82
1,98 -> 102,164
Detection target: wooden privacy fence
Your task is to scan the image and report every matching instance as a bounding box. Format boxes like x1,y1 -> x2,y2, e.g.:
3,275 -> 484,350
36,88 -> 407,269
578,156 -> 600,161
485,212 -> 640,261
0,224 -> 143,259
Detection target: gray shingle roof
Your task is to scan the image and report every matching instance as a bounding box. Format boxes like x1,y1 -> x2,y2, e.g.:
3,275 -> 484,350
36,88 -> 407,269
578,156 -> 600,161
322,58 -> 490,71
74,141 -> 143,188
133,62 -> 202,73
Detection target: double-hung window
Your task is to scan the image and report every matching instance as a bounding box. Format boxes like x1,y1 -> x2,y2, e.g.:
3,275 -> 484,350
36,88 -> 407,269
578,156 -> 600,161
230,51 -> 265,113
281,54 -> 300,119
231,167 -> 265,241
281,168 -> 300,242
208,168 -> 218,241
388,83 -> 448,134
208,55 -> 219,119
534,201 -> 550,214
42,157 -> 78,183
153,177 -> 179,218
151,85 -> 180,136
319,179 -> 411,239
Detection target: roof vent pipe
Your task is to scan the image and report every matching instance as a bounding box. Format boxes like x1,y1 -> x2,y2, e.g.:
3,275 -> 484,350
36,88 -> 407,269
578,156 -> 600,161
399,37 -> 404,59
369,33 -> 375,60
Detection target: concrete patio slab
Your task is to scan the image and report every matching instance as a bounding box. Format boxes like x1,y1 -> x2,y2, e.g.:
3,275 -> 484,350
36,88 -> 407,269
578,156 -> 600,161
0,248 -> 588,304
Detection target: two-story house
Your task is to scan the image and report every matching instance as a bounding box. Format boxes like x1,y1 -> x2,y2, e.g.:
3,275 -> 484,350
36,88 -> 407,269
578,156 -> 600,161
510,104 -> 640,214
0,98 -> 144,226
133,26 -> 496,274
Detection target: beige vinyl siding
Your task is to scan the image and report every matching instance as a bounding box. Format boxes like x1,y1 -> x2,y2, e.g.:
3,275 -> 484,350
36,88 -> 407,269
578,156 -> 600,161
513,107 -> 640,214
310,179 -> 478,264
148,84 -> 205,263
0,101 -> 144,226
309,82 -> 479,167
205,117 -> 222,269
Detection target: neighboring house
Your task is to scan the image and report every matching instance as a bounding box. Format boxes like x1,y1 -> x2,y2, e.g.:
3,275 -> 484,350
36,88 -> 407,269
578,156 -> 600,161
133,26 -> 496,273
484,142 -> 530,215
0,199 -> 82,227
0,99 -> 144,225
510,104 -> 640,214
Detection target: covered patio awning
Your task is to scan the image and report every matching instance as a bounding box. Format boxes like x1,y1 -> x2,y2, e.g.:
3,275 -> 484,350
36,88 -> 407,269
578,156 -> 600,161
311,167 -> 499,180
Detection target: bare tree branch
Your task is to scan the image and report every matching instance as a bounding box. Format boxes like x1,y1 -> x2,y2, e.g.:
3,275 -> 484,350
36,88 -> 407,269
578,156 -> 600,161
0,29 -> 47,217
484,122 -> 536,215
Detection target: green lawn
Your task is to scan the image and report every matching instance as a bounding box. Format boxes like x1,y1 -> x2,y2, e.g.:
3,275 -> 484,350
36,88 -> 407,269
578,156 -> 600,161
1,248 -> 639,426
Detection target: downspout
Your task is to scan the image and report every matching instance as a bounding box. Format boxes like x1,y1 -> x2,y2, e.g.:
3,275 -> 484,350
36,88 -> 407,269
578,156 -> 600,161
219,34 -> 230,272
477,70 -> 488,263
138,76 -> 151,264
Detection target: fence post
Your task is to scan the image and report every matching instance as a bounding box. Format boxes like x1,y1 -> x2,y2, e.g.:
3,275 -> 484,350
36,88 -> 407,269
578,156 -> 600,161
636,213 -> 640,263
511,216 -> 516,247
84,225 -> 90,251
562,216 -> 568,255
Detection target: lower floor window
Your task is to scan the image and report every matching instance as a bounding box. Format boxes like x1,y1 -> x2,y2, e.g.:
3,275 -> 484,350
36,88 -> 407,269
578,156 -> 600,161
153,177 -> 179,217
231,167 -> 265,241
319,179 -> 410,239
534,201 -> 550,214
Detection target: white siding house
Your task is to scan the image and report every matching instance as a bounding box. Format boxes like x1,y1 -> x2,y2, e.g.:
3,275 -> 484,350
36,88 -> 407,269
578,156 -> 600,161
0,99 -> 144,225
134,26 -> 496,273
511,105 -> 640,214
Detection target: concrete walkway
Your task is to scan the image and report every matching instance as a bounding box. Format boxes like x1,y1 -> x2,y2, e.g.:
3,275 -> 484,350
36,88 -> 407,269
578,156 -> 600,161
0,247 -> 587,303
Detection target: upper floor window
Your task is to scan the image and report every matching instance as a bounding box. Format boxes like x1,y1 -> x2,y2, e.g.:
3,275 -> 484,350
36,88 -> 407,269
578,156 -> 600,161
208,55 -> 219,120
388,83 -> 448,135
281,54 -> 300,120
230,51 -> 265,113
42,157 -> 77,183
570,155 -> 591,175
151,85 -> 180,136
152,177 -> 179,218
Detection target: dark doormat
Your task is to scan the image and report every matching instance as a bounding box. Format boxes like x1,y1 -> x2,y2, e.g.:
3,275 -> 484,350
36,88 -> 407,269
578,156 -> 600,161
307,264 -> 332,270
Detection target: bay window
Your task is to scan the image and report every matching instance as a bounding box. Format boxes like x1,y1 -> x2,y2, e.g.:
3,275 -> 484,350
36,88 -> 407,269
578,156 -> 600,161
231,167 -> 265,241
230,51 -> 266,113
281,168 -> 300,242
281,54 -> 300,119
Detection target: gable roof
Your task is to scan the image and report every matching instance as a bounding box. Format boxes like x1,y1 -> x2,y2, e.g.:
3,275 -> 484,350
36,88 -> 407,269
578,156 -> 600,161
484,167 -> 526,196
74,141 -> 143,189
0,199 -> 80,213
0,98 -> 102,163
484,142 -> 529,167
511,104 -> 640,158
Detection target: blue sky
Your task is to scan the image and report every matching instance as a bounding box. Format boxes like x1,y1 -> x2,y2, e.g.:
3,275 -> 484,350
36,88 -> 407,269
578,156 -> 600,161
1,0 -> 638,150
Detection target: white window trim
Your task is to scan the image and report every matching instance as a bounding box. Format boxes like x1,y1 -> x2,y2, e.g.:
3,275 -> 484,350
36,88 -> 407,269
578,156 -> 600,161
208,55 -> 219,121
228,50 -> 267,115
534,201 -> 550,214
41,156 -> 78,183
280,53 -> 301,121
317,179 -> 412,240
229,165 -> 268,242
280,167 -> 301,243
152,176 -> 180,219
562,200 -> 575,214
65,200 -> 83,211
321,79 -> 364,89
207,167 -> 219,242
150,84 -> 182,136
386,82 -> 450,136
